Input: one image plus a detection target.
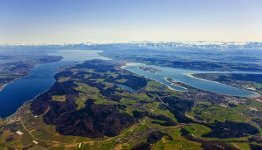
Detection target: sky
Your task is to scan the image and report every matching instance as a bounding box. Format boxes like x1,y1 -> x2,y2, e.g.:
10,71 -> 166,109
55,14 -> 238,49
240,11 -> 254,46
0,0 -> 262,44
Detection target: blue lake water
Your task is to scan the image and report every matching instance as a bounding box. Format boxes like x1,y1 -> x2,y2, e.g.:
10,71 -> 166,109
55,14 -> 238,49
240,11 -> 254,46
117,84 -> 136,93
0,50 -> 109,118
122,63 -> 260,98
0,61 -> 72,118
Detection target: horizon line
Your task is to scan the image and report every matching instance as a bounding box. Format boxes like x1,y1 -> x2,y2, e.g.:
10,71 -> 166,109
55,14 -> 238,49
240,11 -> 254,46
1,40 -> 262,46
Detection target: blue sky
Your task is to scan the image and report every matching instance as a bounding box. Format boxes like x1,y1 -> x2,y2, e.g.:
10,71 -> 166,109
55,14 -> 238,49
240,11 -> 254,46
0,0 -> 262,44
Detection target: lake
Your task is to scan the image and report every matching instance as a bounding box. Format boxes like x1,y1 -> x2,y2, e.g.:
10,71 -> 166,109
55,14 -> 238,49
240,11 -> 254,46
122,63 -> 260,98
0,50 -> 109,118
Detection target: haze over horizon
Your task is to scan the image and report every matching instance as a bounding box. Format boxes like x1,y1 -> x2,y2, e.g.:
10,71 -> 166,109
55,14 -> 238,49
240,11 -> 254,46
0,0 -> 262,44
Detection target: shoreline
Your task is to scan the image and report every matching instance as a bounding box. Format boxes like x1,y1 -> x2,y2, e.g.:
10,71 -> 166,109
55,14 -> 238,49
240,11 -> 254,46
0,50 -> 106,119
123,63 -> 261,99
0,60 -> 65,119
0,56 -> 63,93
184,72 -> 224,84
0,62 -> 67,119
0,83 -> 7,92
186,72 -> 261,99
0,65 -> 60,119
0,74 -> 29,92
163,77 -> 187,91
121,63 -> 186,92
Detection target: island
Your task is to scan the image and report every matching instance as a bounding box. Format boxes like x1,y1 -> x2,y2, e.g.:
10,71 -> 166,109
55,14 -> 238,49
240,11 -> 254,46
138,66 -> 162,73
